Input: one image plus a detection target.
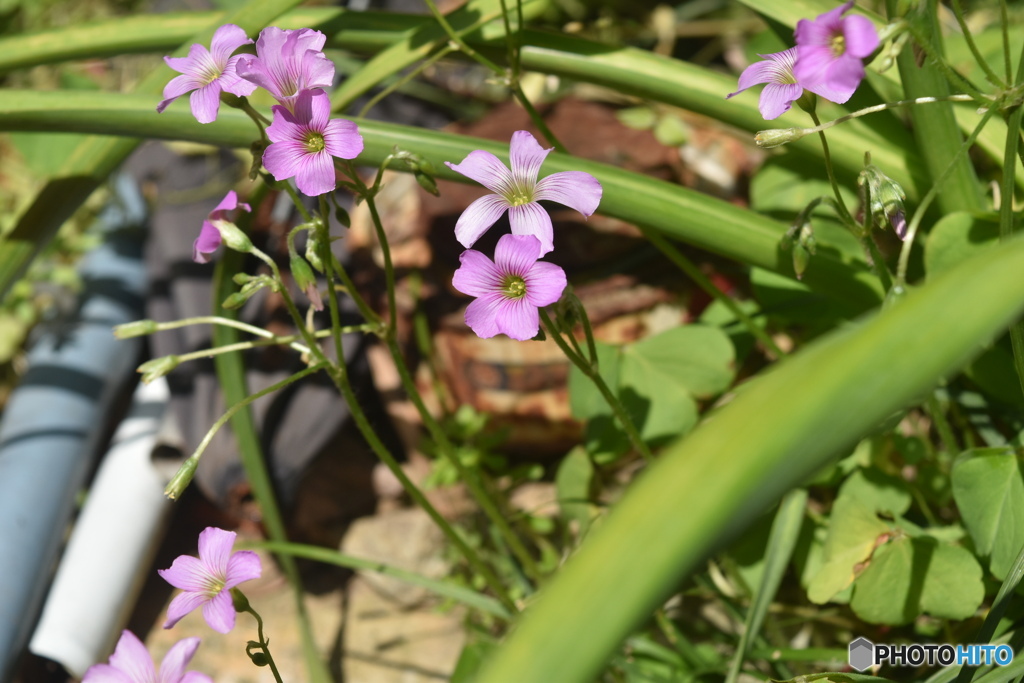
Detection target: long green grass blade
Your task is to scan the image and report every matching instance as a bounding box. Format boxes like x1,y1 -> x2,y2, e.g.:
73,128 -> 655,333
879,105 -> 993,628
0,90 -> 884,312
473,233 -> 1024,683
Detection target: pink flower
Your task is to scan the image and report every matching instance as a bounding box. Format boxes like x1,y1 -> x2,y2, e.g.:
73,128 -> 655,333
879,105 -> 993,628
445,131 -> 602,256
236,27 -> 335,111
794,0 -> 879,104
158,527 -> 261,634
82,630 -> 211,683
157,24 -> 257,124
193,190 -> 251,264
452,234 -> 566,341
264,88 -> 363,197
726,48 -> 804,120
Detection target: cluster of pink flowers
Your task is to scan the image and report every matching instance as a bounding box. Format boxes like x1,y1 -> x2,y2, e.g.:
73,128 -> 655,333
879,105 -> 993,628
83,528 -> 260,683
158,24 -> 363,198
727,0 -> 879,119
447,131 -> 601,341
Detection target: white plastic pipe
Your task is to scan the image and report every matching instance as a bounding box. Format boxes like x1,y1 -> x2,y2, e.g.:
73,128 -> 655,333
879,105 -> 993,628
29,376 -> 173,677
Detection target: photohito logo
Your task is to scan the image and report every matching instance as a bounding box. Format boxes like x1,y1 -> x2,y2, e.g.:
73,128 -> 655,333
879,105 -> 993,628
848,638 -> 1014,671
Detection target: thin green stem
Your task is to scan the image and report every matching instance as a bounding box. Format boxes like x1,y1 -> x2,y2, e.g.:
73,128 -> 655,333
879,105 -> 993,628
511,82 -> 567,153
497,0 -> 518,81
540,308 -> 653,462
422,0 -> 504,76
244,605 -> 284,683
807,111 -> 855,227
165,363 -> 327,497
896,106 -> 996,285
780,95 -> 981,141
904,20 -> 988,101
176,337 -> 311,361
149,315 -> 279,339
950,0 -> 1005,87
926,393 -> 960,456
641,229 -> 784,358
1001,0 -> 1013,82
569,293 -> 599,365
358,46 -> 455,119
365,195 -> 399,328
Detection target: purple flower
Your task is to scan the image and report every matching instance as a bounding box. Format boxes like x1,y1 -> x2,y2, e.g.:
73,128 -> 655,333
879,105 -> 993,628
726,48 -> 804,120
236,27 -> 335,110
452,234 -> 566,341
445,130 -> 602,256
794,0 -> 879,104
193,190 -> 251,264
82,630 -> 211,683
264,88 -> 363,197
158,527 -> 261,634
157,24 -> 257,124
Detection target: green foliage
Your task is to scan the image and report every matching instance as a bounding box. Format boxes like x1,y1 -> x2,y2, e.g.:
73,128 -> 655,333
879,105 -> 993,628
952,448 -> 1024,580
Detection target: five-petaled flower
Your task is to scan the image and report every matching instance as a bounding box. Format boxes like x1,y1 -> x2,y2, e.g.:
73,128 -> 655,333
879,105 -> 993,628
236,27 -> 336,111
82,630 -> 212,683
794,0 -> 879,104
193,190 -> 251,264
452,234 -> 567,341
264,88 -> 364,197
445,130 -> 602,256
158,527 -> 261,634
157,24 -> 256,124
726,48 -> 804,120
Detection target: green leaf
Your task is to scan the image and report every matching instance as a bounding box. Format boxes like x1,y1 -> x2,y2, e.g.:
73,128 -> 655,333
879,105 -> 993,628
951,447 -> 1024,579
807,494 -> 890,604
849,535 -> 915,625
919,541 -> 984,620
568,341 -> 620,421
475,236 -> 1024,683
838,468 -> 912,517
615,106 -> 656,131
924,211 -> 1000,280
623,325 -> 735,399
556,447 -> 597,539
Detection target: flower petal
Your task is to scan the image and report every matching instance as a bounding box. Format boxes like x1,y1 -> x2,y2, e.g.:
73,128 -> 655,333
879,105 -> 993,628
494,297 -> 540,341
453,249 -> 502,297
263,139 -> 308,183
210,24 -> 252,64
323,118 -> 364,160
220,56 -> 258,97
224,550 -> 262,588
158,636 -> 201,683
163,590 -> 207,629
188,83 -> 222,124
812,55 -> 864,103
234,55 -> 276,95
509,130 -> 551,187
197,527 -> 236,574
180,672 -> 214,683
299,49 -> 336,91
533,171 -> 602,218
524,260 -> 567,307
508,202 -> 554,256
158,555 -> 209,592
464,294 -> 504,339
445,150 -> 515,195
107,631 -> 155,683
758,82 -> 804,119
843,14 -> 880,58
453,194 -> 510,249
295,150 -> 336,196
493,233 -> 541,276
193,222 -> 222,264
82,663 -> 133,683
265,104 -> 304,143
157,74 -> 202,113
202,590 -> 237,634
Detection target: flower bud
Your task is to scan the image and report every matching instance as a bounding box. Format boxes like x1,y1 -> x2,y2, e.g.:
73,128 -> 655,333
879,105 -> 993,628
755,128 -> 806,148
113,319 -> 158,339
290,255 -> 323,311
221,291 -> 253,310
211,219 -> 254,254
164,455 -> 198,500
231,588 -> 251,613
859,164 -> 908,239
138,355 -> 179,384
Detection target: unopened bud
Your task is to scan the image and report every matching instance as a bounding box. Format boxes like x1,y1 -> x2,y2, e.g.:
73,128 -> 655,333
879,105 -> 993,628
113,319 -> 158,339
138,355 -> 179,384
231,588 -> 252,613
290,255 -> 323,311
164,455 -> 198,500
755,128 -> 806,148
860,164 -> 907,239
305,231 -> 325,272
221,291 -> 253,310
249,140 -> 267,180
211,219 -> 254,254
415,170 -> 439,196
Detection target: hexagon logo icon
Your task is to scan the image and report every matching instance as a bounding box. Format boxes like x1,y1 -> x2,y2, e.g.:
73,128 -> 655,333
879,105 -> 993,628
849,637 -> 874,671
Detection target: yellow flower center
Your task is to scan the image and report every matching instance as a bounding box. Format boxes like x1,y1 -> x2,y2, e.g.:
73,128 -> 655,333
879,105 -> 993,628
830,34 -> 846,58
502,275 -> 527,299
304,132 -> 326,153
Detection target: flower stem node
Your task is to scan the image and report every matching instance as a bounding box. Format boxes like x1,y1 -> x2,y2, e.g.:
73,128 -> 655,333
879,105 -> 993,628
138,355 -> 180,384
755,128 -> 807,148
114,319 -> 159,339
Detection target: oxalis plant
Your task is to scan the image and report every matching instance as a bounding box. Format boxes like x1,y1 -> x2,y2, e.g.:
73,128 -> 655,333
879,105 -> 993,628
3,0 -> 1024,681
